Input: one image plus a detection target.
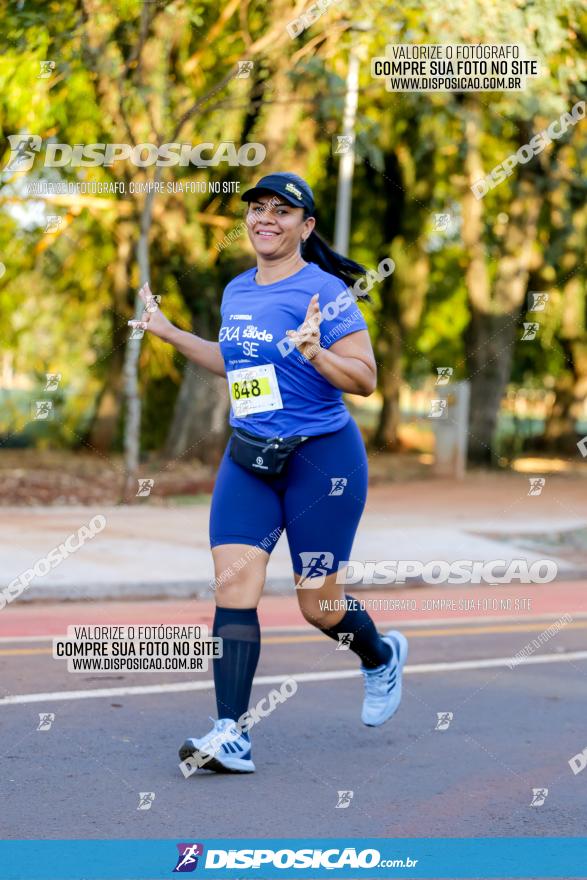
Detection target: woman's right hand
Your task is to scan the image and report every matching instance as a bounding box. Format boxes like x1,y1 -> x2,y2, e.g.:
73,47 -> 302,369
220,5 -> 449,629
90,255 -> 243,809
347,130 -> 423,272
128,283 -> 176,341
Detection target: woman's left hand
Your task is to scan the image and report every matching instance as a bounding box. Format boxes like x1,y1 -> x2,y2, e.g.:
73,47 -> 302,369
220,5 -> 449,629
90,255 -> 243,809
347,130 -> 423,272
286,293 -> 322,361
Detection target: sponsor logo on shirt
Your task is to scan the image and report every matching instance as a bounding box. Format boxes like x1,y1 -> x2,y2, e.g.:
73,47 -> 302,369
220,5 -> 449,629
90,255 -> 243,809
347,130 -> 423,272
243,324 -> 273,341
229,314 -> 252,320
219,323 -> 273,358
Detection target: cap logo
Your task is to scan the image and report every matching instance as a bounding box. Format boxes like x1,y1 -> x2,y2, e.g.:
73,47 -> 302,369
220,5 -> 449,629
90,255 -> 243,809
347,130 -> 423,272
284,182 -> 303,200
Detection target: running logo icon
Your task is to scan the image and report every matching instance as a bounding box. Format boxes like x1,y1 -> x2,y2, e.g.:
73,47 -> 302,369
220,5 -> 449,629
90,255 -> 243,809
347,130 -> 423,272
145,294 -> 161,313
329,477 -> 347,496
236,61 -> 254,78
429,399 -> 447,419
528,477 -> 545,497
37,713 -> 55,731
521,322 -> 539,341
333,135 -> 354,155
435,367 -> 453,386
137,792 -> 155,810
336,633 -> 354,650
173,843 -> 204,872
336,790 -> 354,809
297,552 -> 334,588
5,134 -> 42,171
528,292 -> 549,311
45,372 -> 62,391
137,478 -> 155,497
33,400 -> 53,421
44,215 -> 63,234
38,60 -> 56,79
433,213 -> 451,232
435,712 -> 453,731
530,788 -> 548,806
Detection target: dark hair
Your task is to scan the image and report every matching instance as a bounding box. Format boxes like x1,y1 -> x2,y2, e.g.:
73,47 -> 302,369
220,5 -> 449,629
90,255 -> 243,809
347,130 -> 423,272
302,210 -> 367,291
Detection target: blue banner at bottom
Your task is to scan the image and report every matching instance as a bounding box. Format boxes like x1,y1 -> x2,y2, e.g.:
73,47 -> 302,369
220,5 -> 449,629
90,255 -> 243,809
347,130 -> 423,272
1,838 -> 586,879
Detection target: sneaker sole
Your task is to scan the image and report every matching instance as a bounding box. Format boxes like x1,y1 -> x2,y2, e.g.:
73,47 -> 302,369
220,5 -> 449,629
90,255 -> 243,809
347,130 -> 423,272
179,740 -> 255,774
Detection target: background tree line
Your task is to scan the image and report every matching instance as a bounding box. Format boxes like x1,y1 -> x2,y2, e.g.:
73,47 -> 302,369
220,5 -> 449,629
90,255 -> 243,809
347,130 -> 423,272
1,0 -> 586,486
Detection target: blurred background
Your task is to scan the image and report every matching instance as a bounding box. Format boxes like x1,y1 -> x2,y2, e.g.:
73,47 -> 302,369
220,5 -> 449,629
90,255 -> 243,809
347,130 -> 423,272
1,0 -> 586,506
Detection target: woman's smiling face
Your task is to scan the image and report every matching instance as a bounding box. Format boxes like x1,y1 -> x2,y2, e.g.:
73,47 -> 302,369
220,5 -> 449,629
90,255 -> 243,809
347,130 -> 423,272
246,192 -> 315,259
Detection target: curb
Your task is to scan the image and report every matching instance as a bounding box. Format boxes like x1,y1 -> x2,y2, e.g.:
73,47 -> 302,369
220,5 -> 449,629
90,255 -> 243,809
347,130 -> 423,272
13,569 -> 587,603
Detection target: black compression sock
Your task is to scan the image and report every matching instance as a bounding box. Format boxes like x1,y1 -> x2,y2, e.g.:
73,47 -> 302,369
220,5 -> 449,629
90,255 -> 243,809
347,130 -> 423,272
319,595 -> 392,669
212,606 -> 261,725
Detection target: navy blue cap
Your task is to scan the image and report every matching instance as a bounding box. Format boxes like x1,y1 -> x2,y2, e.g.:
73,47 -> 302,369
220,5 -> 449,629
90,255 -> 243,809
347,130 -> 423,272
241,172 -> 315,214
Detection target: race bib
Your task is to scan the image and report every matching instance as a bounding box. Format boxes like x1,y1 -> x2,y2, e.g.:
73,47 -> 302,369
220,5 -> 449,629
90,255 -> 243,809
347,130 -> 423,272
227,364 -> 283,417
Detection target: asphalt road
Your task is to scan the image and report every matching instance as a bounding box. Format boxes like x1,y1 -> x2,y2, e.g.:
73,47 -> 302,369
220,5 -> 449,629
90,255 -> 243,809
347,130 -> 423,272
1,588 -> 586,843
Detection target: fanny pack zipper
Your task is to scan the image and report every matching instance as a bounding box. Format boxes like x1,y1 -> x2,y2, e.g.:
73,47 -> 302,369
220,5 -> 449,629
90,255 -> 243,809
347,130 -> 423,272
234,430 -> 308,453
234,429 -> 283,453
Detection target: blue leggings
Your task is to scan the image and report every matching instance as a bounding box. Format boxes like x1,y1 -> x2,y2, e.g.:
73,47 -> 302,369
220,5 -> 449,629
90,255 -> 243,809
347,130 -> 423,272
209,417 -> 368,578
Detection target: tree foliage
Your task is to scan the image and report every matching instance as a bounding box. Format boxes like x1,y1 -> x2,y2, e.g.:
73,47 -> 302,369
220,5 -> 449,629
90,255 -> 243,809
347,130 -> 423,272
1,0 -> 586,471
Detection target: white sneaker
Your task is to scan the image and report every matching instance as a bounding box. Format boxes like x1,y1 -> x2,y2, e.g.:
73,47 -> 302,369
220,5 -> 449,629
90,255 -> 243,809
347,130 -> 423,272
361,630 -> 408,727
179,717 -> 255,773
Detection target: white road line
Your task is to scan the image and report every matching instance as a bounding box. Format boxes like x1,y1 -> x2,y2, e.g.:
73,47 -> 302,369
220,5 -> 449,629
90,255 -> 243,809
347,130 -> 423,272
1,650 -> 587,706
1,612 -> 586,643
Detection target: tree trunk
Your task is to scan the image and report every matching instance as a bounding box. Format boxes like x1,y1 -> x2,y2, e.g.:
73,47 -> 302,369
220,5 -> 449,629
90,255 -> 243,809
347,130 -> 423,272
86,347 -> 125,452
465,311 -> 521,463
122,180 -> 159,501
571,341 -> 587,440
543,339 -> 576,452
372,317 -> 403,449
371,152 -> 408,450
164,362 -> 229,463
543,330 -> 587,454
462,98 -> 542,464
163,265 -> 231,463
86,221 -> 134,452
543,200 -> 587,451
372,239 -> 429,449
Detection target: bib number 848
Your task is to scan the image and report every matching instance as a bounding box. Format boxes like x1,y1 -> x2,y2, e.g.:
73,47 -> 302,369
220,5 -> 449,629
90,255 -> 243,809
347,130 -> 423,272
232,379 -> 262,400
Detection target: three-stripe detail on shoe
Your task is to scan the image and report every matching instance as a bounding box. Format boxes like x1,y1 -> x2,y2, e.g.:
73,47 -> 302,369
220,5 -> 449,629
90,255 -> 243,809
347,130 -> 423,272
387,666 -> 398,693
221,739 -> 246,755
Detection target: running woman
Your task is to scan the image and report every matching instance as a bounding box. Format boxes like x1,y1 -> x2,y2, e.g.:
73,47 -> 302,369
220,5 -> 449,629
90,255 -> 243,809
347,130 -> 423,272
129,172 -> 408,773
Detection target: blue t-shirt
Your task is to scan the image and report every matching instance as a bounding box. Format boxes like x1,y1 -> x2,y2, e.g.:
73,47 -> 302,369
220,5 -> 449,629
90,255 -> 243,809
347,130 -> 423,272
219,262 -> 368,438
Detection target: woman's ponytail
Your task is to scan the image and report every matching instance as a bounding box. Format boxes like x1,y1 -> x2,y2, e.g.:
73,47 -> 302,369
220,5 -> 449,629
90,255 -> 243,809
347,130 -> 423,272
301,223 -> 367,290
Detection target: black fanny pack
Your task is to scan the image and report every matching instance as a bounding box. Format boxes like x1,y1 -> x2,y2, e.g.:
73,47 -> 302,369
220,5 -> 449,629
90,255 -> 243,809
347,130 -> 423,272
229,428 -> 309,475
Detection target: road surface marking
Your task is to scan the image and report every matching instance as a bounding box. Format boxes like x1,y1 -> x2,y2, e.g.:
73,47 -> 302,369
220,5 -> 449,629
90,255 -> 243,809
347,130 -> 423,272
263,620 -> 587,643
1,611 -> 586,643
0,608 -> 587,644
1,618 -> 586,655
1,650 -> 586,705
